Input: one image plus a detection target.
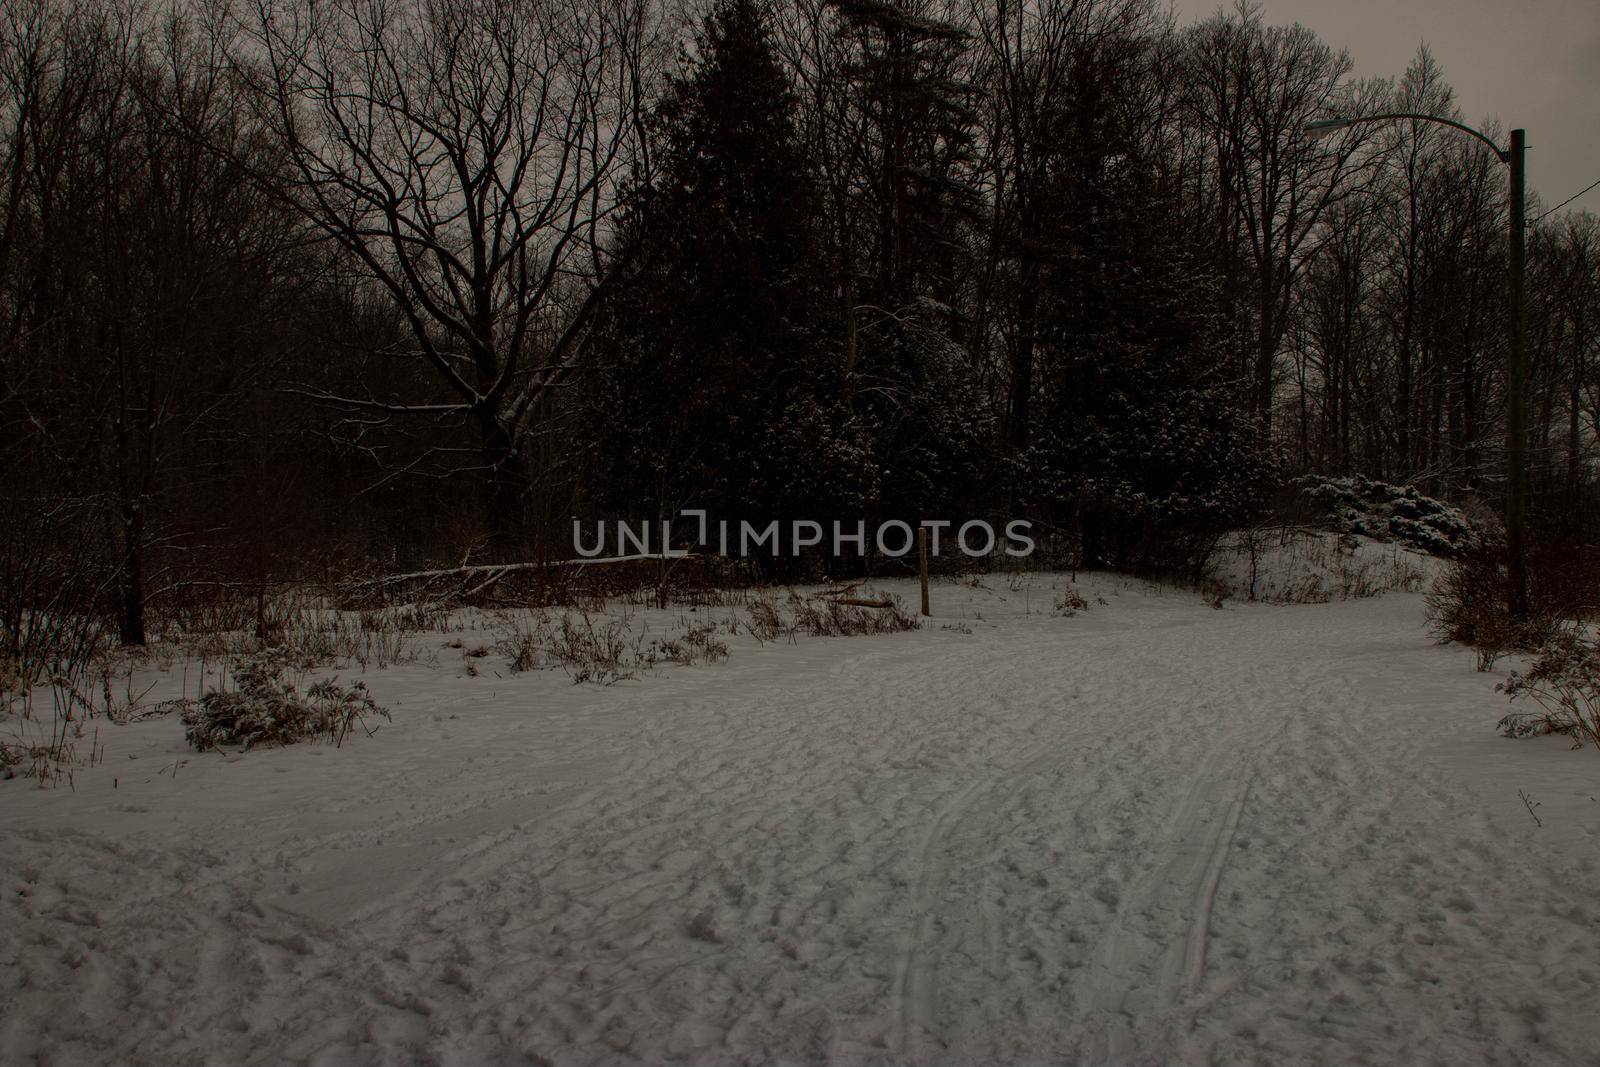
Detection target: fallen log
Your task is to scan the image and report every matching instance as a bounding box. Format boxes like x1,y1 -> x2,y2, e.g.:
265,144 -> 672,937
349,552 -> 689,588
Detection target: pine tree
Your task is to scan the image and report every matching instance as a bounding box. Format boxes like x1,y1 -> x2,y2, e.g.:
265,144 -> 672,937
827,0 -> 978,309
820,0 -> 994,519
587,0 -> 876,527
1018,104 -> 1275,569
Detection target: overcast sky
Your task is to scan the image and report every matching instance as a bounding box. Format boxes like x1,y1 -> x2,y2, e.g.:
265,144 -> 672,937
1170,0 -> 1600,218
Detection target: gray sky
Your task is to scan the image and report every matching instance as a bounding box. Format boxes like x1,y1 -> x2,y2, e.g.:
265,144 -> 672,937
1170,0 -> 1600,218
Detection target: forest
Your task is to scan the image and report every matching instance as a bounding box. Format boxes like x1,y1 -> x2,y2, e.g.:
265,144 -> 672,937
3,0 -> 1597,654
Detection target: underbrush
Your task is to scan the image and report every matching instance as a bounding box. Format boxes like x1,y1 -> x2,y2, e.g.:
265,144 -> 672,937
167,598 -> 437,672
786,591 -> 920,637
6,576 -> 922,781
644,623 -> 731,668
489,587 -> 917,683
180,652 -> 390,751
492,608 -> 735,684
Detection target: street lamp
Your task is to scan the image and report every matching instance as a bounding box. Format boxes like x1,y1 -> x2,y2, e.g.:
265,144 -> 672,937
1307,112 -> 1528,620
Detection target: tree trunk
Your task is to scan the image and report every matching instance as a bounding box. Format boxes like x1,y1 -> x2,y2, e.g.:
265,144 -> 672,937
118,499 -> 146,647
1008,255 -> 1040,451
478,416 -> 527,552
1254,277 -> 1277,434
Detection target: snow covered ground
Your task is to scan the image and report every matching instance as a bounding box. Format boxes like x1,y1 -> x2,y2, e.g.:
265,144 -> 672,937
4,572 -> 1599,1066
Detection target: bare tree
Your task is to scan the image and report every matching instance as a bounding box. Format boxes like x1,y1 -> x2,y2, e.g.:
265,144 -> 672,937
0,0 -> 303,645
233,0 -> 655,540
1183,2 -> 1382,435
967,0 -> 1168,449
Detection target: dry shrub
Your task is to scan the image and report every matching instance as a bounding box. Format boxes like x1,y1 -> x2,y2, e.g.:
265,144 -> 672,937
548,612 -> 635,683
494,614 -> 547,672
1496,629 -> 1600,750
1053,586 -> 1089,617
497,609 -> 734,681
493,610 -> 642,684
745,595 -> 788,644
181,652 -> 390,751
761,588 -> 928,639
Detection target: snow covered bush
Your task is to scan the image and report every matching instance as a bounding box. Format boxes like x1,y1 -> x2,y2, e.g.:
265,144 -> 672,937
182,653 -> 389,751
1296,476 -> 1475,558
1496,630 -> 1600,750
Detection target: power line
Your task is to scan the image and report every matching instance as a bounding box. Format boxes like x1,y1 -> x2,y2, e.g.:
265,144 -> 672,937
1531,176 -> 1600,223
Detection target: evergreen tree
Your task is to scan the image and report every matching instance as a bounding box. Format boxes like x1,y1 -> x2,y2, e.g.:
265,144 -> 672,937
587,0 -> 876,531
824,0 -> 994,519
1019,125 -> 1275,570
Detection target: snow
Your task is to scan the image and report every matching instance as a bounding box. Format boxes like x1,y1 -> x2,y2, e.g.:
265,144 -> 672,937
4,574 -> 1599,1066
1208,527 -> 1435,604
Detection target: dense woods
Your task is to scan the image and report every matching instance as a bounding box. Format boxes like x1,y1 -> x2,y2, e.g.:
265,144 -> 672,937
3,0 -> 1597,648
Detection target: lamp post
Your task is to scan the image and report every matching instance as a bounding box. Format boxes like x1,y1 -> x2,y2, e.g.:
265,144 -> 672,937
1306,113 -> 1528,620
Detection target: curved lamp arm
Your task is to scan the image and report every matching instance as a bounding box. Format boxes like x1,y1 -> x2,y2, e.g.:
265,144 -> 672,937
1304,113 -> 1509,162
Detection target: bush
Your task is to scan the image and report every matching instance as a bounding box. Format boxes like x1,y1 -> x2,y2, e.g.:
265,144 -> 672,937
1053,587 -> 1089,617
1296,475 -> 1475,558
1496,629 -> 1600,750
182,653 -> 390,751
1426,541 -> 1560,668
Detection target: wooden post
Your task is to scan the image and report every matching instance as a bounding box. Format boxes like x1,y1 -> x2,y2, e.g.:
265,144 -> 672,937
918,527 -> 930,616
1506,128 -> 1529,621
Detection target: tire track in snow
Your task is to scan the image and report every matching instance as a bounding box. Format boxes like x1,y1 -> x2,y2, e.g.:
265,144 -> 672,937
890,620 -> 1275,1064
896,774 -> 990,1059
1084,755 -> 1254,1064
894,739 -> 1090,1062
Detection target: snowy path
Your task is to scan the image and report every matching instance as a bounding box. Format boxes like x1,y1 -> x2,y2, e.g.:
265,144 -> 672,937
4,578 -> 1599,1066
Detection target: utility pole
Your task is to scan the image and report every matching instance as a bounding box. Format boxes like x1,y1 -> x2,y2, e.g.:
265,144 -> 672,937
1506,129 -> 1529,620
1305,114 -> 1530,619
918,527 -> 930,617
